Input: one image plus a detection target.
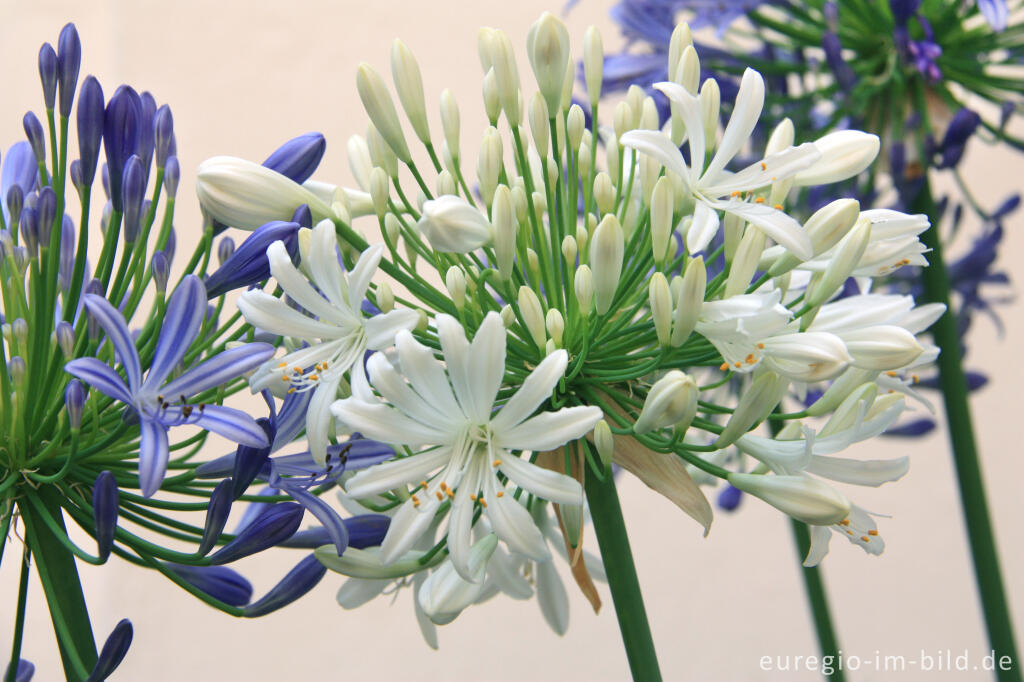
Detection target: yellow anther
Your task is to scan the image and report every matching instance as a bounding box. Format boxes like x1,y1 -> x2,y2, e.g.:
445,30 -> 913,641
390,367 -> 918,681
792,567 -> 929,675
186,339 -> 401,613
287,388 -> 296,394
496,491 -> 505,497
479,498 -> 488,508
868,529 -> 879,536
435,491 -> 443,501
886,371 -> 899,377
773,204 -> 783,210
757,342 -> 765,349
470,494 -> 477,501
730,190 -> 741,197
840,518 -> 850,526
754,197 -> 765,204
492,459 -> 502,467
860,535 -> 870,542
720,362 -> 730,371
745,354 -> 756,365
278,362 -> 287,368
733,361 -> 742,368
308,374 -> 319,381
760,162 -> 767,170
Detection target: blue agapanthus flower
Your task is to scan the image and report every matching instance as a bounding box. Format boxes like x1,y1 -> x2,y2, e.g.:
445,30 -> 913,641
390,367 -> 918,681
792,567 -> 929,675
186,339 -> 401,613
65,275 -> 274,495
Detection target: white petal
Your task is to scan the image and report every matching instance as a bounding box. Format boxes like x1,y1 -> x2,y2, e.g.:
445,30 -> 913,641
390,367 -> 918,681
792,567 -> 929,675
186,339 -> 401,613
486,546 -> 534,599
803,524 -> 833,567
268,241 -> 355,327
366,353 -> 450,428
687,200 -> 720,253
345,447 -> 452,498
483,473 -> 550,561
306,379 -> 340,465
807,455 -> 910,487
711,199 -> 813,260
436,314 -> 475,418
380,498 -> 439,565
498,454 -> 583,506
794,131 -> 880,186
652,81 -> 704,180
238,290 -> 346,340
466,312 -> 506,423
336,578 -> 389,609
618,129 -> 690,184
702,143 -> 821,196
446,459 -> 484,581
331,398 -> 450,446
307,220 -> 351,311
498,406 -> 603,453
348,243 -> 385,311
535,559 -> 570,635
702,68 -> 764,183
364,308 -> 419,350
395,330 -> 463,419
491,350 -> 567,432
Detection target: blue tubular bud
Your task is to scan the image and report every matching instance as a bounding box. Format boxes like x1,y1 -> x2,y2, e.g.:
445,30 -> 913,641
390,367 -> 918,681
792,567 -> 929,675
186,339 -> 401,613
36,186 -> 56,245
822,33 -> 856,93
39,43 -> 58,110
937,108 -> 981,169
198,479 -> 234,556
163,155 -> 179,198
69,160 -> 85,198
242,554 -> 326,618
59,215 -> 75,290
65,378 -> 86,429
121,155 -> 145,242
4,659 -> 34,682
76,76 -> 105,188
103,85 -> 141,211
230,419 -> 276,498
23,112 -> 46,166
100,164 -> 110,200
889,0 -> 922,25
137,92 -> 156,180
204,221 -> 301,299
85,619 -> 132,682
208,502 -> 303,565
262,132 -> 326,184
57,23 -> 82,118
280,514 -> 391,549
7,186 -> 24,229
151,251 -> 169,294
883,418 -> 936,437
19,206 -> 38,255
55,321 -> 75,358
92,470 -> 118,561
217,236 -> 236,265
154,105 -> 173,168
717,484 -> 743,511
165,564 -> 253,606
163,226 -> 177,265
291,203 -> 312,228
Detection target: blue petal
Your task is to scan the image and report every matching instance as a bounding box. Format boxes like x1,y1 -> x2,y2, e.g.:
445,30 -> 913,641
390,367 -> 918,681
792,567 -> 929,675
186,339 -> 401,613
204,221 -> 301,298
165,564 -> 253,606
209,502 -> 303,564
234,486 -> 279,534
2,142 -> 38,224
270,389 -> 311,451
242,554 -> 326,617
280,514 -> 390,549
85,619 -> 132,682
64,357 -> 132,404
4,658 -> 34,682
262,133 -> 326,184
82,294 -> 142,394
198,479 -> 233,556
276,481 -> 348,556
138,419 -> 169,497
182,405 -> 270,448
160,343 -> 274,399
144,275 -> 206,391
232,419 -> 276,499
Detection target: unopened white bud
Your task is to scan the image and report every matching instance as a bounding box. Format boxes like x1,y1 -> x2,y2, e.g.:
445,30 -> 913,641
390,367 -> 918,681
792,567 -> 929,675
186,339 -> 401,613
511,185 -> 528,224
667,23 -> 693,80
347,135 -> 373,191
356,63 -> 411,163
446,267 -> 467,309
578,138 -> 593,180
699,79 -> 720,151
769,199 -> 861,276
728,474 -> 851,525
567,105 -> 586,152
725,228 -> 767,298
366,123 -> 399,178
613,101 -> 634,139
436,170 -> 456,196
576,222 -> 590,253
526,248 -> 541,280
517,286 -> 547,349
560,60 -> 575,113
575,264 -> 594,314
626,86 -> 646,128
650,176 -> 674,263
634,370 -> 698,434
593,420 -> 614,473
794,131 -> 880,186
593,172 -> 615,215
584,25 -> 604,107
808,218 -> 871,307
640,96 -> 659,132
672,256 -> 705,346
545,308 -> 565,347
482,69 -> 501,123
418,195 -> 492,252
527,12 -> 571,115
418,534 -> 498,625
529,93 -> 550,158
842,326 -> 924,370
440,89 -> 460,159
649,273 -> 673,346
383,212 -> 401,245
492,185 -> 517,280
715,372 -> 786,448
390,40 -> 430,145
806,367 -> 877,417
675,45 -> 700,93
500,304 -> 516,327
376,282 -> 394,313
477,127 -> 503,206
490,30 -> 522,126
766,117 -> 794,156
589,214 -> 624,315
606,133 -> 621,178
561,235 -> 578,265
369,167 -> 390,219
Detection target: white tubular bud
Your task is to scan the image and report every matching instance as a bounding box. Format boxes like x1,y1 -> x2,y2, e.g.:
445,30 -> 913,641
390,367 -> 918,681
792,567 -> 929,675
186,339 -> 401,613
441,141 -> 458,176
477,127 -> 503,206
517,285 -> 547,349
578,138 -> 593,181
650,176 -> 674,264
553,115 -> 566,158
593,172 -> 615,216
347,135 -> 373,191
699,79 -> 720,151
842,326 -> 924,370
560,59 -> 575,113
356,63 -> 411,163
640,97 -> 659,131
640,155 -> 661,207
376,281 -> 394,313
418,195 -> 492,252
667,23 -> 693,80
675,45 -> 700,93
546,158 -> 559,189
672,256 -> 705,346
366,123 -> 398,178
765,117 -> 795,155
511,185 -> 528,224
728,474 -> 851,526
390,40 -> 430,145
445,266 -> 467,309
561,235 -> 578,265
769,199 -> 861,276
477,27 -> 497,72
383,212 -> 401,245
722,211 -> 744,263
725,228 -> 767,298
633,370 -> 698,434
529,93 -> 550,158
418,534 -> 498,625
436,170 -> 457,196
589,214 -> 624,315
806,367 -> 877,417
531,191 -> 547,226
715,372 -> 785,448
577,221 -> 590,253
575,264 -> 594,314
492,185 -> 517,281
807,218 -> 871,307
369,167 -> 390,219
794,131 -> 881,186
649,272 -> 673,346
482,69 -> 501,123
606,132 -> 621,179
819,382 -> 878,437
500,304 -> 516,327
567,105 -> 586,152
546,308 -> 565,347
527,149 -> 545,192
613,101 -> 634,140
527,12 -> 571,115
584,25 -> 604,107
593,419 -> 614,474
526,247 -> 541,279
490,30 -> 522,126
440,89 -> 461,159
626,85 -> 646,128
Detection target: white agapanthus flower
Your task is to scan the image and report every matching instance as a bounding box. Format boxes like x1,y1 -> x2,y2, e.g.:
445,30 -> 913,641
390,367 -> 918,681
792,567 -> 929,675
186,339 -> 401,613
238,220 -> 418,463
333,311 -> 603,580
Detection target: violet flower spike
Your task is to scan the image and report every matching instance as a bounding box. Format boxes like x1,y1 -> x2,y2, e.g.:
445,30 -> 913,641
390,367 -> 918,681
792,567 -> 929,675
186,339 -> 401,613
64,275 -> 274,496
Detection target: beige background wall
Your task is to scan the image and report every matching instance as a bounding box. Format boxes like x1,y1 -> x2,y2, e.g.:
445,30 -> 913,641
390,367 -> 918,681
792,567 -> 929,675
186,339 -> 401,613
1,1 -> 1022,679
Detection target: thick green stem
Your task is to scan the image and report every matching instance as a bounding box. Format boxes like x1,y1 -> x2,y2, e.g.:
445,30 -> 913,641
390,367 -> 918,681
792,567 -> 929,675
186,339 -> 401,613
584,472 -> 662,681
911,178 -> 1020,681
790,520 -> 846,682
18,488 -> 97,681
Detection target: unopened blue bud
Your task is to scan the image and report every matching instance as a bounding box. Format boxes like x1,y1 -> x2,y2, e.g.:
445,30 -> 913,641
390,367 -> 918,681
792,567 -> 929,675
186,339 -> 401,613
57,23 -> 81,117
7,186 -> 24,229
154,105 -> 173,168
76,76 -> 105,187
100,163 -> 110,200
163,155 -> 179,198
85,619 -> 132,682
205,222 -> 301,299
36,186 -> 56,245
198,479 -> 234,556
822,33 -> 856,93
23,112 -> 46,166
103,85 -> 141,211
938,108 -> 981,169
151,251 -> 169,294
136,92 -> 156,179
165,564 -> 253,606
92,470 -> 117,560
217,236 -> 236,265
717,484 -> 743,511
163,226 -> 177,264
209,502 -> 303,564
291,203 -> 312,228
890,0 -> 922,25
11,247 -> 29,275
882,418 -> 936,437
280,514 -> 391,549
121,155 -> 145,242
262,132 -> 326,184
243,554 -> 326,617
63,376 -> 83,418
100,200 -> 112,235
19,206 -> 38,255
69,159 -> 85,198
85,280 -> 104,339
55,320 -> 75,358
993,194 -> 1020,219
38,43 -> 58,110
3,659 -> 33,682
59,216 -> 75,291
